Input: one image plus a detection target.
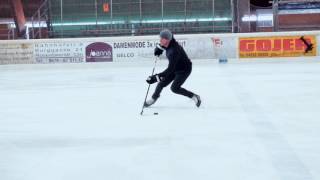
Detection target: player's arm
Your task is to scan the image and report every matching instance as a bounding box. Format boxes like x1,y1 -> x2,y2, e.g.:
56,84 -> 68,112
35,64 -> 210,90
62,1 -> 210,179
158,51 -> 179,79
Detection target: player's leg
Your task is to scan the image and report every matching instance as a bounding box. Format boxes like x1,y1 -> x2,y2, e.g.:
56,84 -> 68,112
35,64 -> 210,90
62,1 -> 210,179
170,69 -> 201,107
170,70 -> 193,98
144,74 -> 175,107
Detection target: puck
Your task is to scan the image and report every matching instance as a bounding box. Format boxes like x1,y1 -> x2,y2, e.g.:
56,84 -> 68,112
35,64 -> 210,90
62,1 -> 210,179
154,112 -> 159,115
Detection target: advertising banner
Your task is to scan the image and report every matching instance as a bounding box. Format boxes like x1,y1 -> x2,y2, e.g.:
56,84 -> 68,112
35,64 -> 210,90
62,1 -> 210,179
239,35 -> 317,58
1,31 -> 319,65
34,41 -> 85,63
211,36 -> 237,59
0,43 -> 34,64
111,40 -> 158,61
86,42 -> 113,62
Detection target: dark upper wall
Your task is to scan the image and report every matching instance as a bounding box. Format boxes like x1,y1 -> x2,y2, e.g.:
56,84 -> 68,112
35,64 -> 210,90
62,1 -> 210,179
0,0 -> 43,18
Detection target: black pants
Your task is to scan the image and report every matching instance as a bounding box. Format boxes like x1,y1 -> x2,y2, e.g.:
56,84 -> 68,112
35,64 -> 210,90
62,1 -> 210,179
152,67 -> 194,100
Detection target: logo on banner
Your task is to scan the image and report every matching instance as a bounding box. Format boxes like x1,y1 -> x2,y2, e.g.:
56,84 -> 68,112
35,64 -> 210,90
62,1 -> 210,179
212,38 -> 223,47
239,35 -> 317,58
86,42 -> 113,62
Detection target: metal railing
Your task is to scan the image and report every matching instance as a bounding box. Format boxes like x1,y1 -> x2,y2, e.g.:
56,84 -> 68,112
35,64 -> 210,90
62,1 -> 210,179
7,27 -> 16,39
28,0 -> 50,39
272,0 -> 320,31
47,24 -> 233,38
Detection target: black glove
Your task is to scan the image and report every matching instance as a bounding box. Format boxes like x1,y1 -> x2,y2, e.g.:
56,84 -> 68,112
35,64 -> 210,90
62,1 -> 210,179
154,45 -> 164,57
146,74 -> 162,84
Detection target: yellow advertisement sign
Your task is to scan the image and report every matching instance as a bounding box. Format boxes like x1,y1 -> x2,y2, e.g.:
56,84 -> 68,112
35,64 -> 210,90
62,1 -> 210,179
239,35 -> 317,58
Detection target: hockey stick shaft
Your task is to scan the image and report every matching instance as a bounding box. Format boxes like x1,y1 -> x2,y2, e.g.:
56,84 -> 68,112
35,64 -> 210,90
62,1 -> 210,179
140,57 -> 159,115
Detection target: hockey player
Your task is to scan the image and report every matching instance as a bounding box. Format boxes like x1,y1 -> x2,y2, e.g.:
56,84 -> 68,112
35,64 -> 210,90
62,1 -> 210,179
144,29 -> 201,108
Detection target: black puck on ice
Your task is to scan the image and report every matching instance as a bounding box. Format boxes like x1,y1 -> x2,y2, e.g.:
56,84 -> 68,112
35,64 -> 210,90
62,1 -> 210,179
154,112 -> 159,115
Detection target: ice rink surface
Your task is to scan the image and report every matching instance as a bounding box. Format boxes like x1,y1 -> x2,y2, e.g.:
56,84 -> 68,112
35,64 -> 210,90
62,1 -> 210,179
0,58 -> 320,180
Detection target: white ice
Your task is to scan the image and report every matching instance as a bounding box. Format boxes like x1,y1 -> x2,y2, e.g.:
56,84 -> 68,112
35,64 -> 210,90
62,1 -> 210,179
0,58 -> 320,180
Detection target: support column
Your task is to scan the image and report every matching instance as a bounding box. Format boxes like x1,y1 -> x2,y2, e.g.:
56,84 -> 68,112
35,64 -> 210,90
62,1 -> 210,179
237,0 -> 250,33
10,0 -> 26,37
273,0 -> 279,32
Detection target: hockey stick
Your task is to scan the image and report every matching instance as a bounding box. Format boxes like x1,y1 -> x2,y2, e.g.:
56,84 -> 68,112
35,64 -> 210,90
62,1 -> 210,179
140,57 -> 159,116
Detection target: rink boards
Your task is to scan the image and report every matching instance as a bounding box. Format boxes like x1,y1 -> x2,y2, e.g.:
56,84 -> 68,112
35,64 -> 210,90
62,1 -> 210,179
0,31 -> 319,65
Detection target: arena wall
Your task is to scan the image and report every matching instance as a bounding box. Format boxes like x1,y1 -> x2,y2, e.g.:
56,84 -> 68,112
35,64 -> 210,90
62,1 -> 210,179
0,31 -> 319,65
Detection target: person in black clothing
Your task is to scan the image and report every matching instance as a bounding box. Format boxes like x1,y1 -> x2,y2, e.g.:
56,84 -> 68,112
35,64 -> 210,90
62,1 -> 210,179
144,29 -> 201,108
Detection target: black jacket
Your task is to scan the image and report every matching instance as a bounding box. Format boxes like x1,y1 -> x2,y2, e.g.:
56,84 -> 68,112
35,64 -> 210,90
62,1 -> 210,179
158,38 -> 192,79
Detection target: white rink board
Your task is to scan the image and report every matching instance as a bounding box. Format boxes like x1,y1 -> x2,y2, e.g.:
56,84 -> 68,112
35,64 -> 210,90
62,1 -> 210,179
0,31 -> 319,64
